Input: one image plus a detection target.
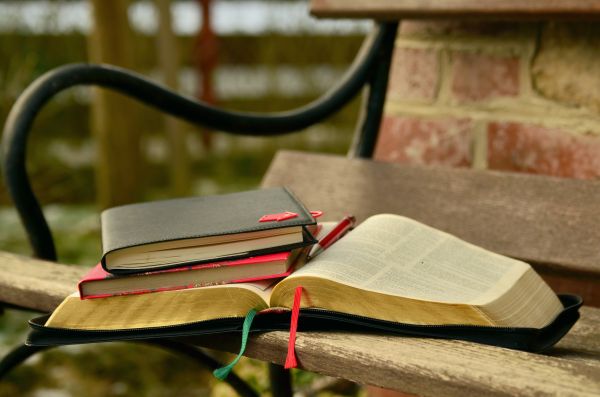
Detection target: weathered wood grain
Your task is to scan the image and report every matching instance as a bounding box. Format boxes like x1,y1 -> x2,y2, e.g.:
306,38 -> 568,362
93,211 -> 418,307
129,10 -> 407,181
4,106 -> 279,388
261,151 -> 600,304
188,305 -> 600,396
0,251 -> 83,312
310,0 -> 600,20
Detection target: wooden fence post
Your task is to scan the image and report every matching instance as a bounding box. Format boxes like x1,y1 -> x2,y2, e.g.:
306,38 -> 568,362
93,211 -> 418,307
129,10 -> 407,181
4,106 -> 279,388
156,0 -> 191,196
88,0 -> 143,209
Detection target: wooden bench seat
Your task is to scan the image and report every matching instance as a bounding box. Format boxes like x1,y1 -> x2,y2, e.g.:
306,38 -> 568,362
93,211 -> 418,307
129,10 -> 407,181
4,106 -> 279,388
0,249 -> 598,396
2,151 -> 598,395
310,0 -> 600,20
190,317 -> 600,396
0,251 -> 82,313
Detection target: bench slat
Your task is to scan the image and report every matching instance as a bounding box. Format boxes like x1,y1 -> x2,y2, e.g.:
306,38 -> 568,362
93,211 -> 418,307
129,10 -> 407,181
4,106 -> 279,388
310,0 -> 600,20
261,150 -> 600,304
189,305 -> 600,396
0,251 -> 84,312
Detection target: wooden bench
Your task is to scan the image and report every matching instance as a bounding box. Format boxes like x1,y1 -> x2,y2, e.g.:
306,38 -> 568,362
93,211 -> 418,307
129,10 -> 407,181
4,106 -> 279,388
2,1 -> 600,396
310,0 -> 600,20
208,150 -> 600,395
1,151 -> 599,395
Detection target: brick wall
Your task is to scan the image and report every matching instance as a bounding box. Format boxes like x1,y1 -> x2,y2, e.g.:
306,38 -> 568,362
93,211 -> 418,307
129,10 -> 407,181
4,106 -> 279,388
375,21 -> 600,179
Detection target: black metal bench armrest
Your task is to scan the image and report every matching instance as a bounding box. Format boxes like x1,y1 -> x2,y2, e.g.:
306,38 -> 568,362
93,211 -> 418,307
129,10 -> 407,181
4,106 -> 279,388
1,22 -> 398,262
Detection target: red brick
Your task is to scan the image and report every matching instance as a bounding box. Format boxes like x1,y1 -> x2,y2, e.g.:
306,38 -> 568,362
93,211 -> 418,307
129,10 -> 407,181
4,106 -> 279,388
387,47 -> 439,102
374,116 -> 472,167
541,273 -> 599,307
450,52 -> 520,102
488,122 -> 600,179
400,21 -> 522,37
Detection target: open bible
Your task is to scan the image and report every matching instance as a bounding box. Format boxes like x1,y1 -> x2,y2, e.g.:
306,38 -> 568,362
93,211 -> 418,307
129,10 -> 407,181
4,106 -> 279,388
45,214 -> 564,330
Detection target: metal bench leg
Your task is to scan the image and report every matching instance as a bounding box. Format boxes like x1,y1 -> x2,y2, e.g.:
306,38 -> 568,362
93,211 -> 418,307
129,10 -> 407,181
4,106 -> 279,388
269,363 -> 293,397
0,344 -> 47,379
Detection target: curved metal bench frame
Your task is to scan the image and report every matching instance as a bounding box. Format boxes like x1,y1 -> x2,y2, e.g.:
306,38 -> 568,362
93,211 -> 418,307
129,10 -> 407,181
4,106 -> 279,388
0,22 -> 399,396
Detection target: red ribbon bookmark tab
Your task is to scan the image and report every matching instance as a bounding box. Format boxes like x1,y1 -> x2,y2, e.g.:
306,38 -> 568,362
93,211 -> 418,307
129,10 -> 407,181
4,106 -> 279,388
284,286 -> 303,369
259,212 -> 298,222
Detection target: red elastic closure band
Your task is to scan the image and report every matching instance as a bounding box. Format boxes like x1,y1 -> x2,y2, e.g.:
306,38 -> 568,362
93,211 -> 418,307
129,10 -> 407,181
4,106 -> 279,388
310,210 -> 323,218
259,212 -> 298,222
284,286 -> 303,369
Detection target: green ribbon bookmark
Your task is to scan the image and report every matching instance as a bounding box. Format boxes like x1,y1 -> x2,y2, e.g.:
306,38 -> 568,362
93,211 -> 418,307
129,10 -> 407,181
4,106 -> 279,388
213,308 -> 257,380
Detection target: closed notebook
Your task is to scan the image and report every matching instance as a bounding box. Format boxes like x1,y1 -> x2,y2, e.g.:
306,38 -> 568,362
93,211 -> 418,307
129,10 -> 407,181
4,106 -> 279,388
101,187 -> 317,274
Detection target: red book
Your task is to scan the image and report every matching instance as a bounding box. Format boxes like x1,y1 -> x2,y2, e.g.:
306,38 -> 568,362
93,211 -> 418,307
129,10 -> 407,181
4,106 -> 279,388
78,250 -> 303,299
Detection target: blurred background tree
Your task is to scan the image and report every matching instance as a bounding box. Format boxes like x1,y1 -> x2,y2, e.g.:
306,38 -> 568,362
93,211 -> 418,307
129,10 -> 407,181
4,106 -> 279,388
0,1 -> 369,395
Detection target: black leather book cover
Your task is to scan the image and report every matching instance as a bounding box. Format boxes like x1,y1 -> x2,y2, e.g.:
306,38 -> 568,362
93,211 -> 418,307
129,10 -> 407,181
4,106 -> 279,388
100,187 -> 316,273
27,295 -> 582,353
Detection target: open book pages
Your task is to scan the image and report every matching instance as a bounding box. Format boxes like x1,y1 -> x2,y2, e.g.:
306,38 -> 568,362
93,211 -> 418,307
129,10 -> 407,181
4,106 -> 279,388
271,214 -> 564,328
46,281 -> 275,330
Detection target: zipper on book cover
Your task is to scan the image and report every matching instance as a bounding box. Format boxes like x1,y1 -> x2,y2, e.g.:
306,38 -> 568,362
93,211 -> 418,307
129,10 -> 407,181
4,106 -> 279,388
32,294 -> 580,336
298,308 -> 526,332
29,295 -> 580,352
30,315 -> 247,336
297,293 -> 580,333
295,307 -> 579,353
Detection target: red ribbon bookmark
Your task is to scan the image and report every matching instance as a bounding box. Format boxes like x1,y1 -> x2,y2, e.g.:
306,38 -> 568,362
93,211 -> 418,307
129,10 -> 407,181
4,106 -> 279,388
284,286 -> 303,369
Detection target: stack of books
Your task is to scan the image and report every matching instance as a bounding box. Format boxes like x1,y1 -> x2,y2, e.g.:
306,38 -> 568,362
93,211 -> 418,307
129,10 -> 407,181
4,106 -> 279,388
48,187 -> 319,329
39,188 -> 576,355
